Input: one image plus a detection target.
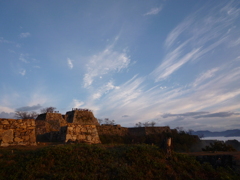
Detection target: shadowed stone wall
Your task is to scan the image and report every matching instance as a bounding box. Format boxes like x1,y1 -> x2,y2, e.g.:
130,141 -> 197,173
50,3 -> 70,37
97,124 -> 129,136
127,126 -> 171,136
35,112 -> 67,142
35,110 -> 101,144
0,118 -> 36,147
65,109 -> 100,126
97,125 -> 171,136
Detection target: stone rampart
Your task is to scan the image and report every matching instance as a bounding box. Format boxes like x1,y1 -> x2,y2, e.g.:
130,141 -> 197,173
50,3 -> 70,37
36,112 -> 67,126
128,126 -> 171,136
97,124 -> 129,136
62,124 -> 101,144
145,126 -> 171,135
35,112 -> 67,142
65,109 -> 99,126
0,118 -> 36,147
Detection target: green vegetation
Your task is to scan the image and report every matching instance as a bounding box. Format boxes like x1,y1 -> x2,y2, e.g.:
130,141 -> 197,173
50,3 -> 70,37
202,141 -> 237,152
0,144 -> 238,180
99,130 -> 199,152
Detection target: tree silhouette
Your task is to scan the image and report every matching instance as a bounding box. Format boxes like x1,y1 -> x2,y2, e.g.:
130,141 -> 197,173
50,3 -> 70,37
40,107 -> 56,113
15,111 -> 38,119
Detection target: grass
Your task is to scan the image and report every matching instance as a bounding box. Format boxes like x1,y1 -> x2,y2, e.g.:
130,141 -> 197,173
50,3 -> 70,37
0,144 -> 239,180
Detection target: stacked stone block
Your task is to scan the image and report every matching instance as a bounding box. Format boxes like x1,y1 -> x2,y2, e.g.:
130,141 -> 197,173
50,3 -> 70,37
0,118 -> 36,147
97,124 -> 129,136
65,109 -> 100,126
63,124 -> 101,144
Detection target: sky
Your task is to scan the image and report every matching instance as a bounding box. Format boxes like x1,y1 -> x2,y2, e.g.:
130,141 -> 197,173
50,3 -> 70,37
0,0 -> 240,131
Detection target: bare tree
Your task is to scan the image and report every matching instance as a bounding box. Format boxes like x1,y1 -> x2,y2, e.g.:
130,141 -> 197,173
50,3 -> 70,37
187,129 -> 194,135
143,122 -> 150,127
40,107 -> 56,113
150,121 -> 156,127
103,118 -> 115,125
135,122 -> 142,127
15,111 -> 38,119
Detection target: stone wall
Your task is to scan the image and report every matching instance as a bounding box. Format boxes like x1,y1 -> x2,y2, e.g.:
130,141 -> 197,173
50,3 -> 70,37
62,124 -> 101,144
97,125 -> 171,137
97,124 -> 129,136
35,112 -> 67,142
65,110 -> 100,126
128,126 -> 171,136
36,112 -> 67,126
145,126 -> 171,135
0,118 -> 36,147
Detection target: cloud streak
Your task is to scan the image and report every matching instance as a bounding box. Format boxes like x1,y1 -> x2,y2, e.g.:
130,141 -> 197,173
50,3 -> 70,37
144,7 -> 162,16
19,69 -> 26,76
151,1 -> 240,82
83,43 -> 130,88
20,32 -> 31,38
67,58 -> 73,69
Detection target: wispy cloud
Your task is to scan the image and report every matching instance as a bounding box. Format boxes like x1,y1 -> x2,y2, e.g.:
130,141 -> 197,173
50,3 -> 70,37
151,47 -> 201,81
67,58 -> 73,69
19,53 -> 29,63
192,68 -> 219,87
152,1 -> 239,82
144,7 -> 162,16
83,43 -> 130,88
87,55 -> 240,129
194,112 -> 239,119
162,111 -> 239,119
92,81 -> 119,100
20,32 -> 31,38
72,99 -> 84,108
0,37 -> 13,44
19,69 -> 26,76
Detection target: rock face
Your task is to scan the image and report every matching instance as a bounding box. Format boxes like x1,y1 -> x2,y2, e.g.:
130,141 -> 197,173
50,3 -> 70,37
0,119 -> 36,147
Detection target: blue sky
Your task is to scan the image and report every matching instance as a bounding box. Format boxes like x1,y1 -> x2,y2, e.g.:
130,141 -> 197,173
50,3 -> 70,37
0,0 -> 240,131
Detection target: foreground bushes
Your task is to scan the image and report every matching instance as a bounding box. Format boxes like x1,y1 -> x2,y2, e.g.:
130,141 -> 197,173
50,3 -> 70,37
99,130 -> 199,152
0,144 -> 238,180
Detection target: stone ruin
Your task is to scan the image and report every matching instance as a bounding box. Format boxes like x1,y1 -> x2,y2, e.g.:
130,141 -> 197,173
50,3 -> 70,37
0,108 -> 172,147
0,119 -> 36,147
0,109 -> 101,146
35,109 -> 101,144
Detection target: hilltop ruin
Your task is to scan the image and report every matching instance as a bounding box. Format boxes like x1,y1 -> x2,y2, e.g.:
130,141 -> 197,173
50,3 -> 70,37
0,109 -> 171,147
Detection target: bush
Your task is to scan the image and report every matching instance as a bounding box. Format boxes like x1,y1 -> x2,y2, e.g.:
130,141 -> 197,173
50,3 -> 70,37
202,141 -> 237,152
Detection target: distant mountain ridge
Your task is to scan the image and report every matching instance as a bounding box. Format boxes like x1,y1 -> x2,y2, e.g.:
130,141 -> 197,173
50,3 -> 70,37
192,129 -> 240,137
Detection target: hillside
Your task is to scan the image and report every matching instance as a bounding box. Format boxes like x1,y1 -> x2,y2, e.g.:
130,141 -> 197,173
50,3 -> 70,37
0,144 -> 239,180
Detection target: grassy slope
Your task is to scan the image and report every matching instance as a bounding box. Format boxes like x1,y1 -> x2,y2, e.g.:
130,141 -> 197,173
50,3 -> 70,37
0,144 -> 239,180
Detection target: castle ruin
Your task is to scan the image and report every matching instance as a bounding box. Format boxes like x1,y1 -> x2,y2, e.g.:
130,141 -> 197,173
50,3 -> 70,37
0,109 -> 171,147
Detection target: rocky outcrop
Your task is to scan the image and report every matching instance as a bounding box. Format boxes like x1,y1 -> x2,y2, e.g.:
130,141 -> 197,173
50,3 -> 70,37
0,119 -> 36,146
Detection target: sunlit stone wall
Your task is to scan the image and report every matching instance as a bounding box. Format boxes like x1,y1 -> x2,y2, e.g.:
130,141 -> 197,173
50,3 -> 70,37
0,118 -> 36,147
